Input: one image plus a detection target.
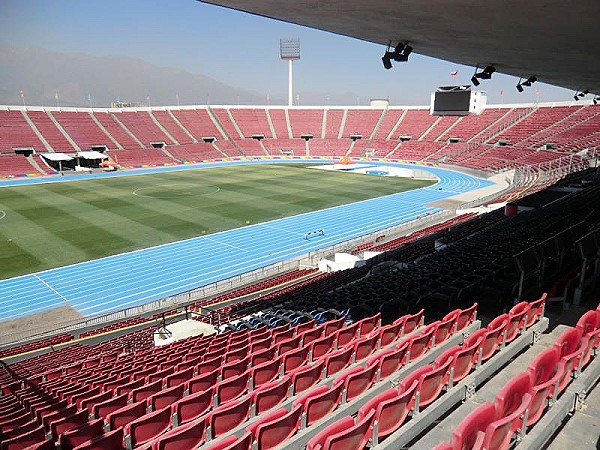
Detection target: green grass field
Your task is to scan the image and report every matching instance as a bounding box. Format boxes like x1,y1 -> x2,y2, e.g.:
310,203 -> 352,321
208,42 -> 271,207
0,164 -> 434,280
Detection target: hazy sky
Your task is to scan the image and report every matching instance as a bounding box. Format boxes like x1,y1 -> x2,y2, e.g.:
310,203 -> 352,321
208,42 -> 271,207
0,0 -> 576,106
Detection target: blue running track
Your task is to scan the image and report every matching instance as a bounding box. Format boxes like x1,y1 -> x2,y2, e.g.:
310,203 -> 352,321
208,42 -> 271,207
0,160 -> 492,322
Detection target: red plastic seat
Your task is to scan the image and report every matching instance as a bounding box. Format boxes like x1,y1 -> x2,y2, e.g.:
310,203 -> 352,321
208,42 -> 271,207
323,317 -> 345,337
125,406 -> 172,449
406,326 -> 434,362
356,313 -> 381,336
202,431 -> 251,450
245,405 -> 302,450
50,409 -> 88,440
377,322 -> 403,347
250,346 -> 277,367
59,419 -> 105,450
277,336 -> 301,356
250,338 -> 272,354
431,316 -> 456,345
337,364 -> 377,402
452,402 -> 495,450
350,333 -> 379,361
301,327 -> 324,347
335,322 -> 360,347
79,391 -> 112,414
147,384 -> 185,411
402,308 -> 424,335
554,327 -> 588,392
525,294 -> 546,328
310,334 -> 336,360
196,356 -> 223,375
164,367 -> 194,388
293,383 -> 343,427
295,319 -> 316,335
215,371 -> 249,405
320,346 -> 353,377
306,409 -> 375,450
282,346 -> 311,374
0,426 -> 45,450
92,393 -> 128,420
436,338 -> 481,384
221,356 -> 250,380
251,376 -> 291,415
106,400 -> 147,431
151,419 -> 205,450
527,348 -> 564,426
401,357 -> 452,410
505,305 -> 530,343
370,339 -> 409,381
187,369 -> 219,394
358,380 -> 418,444
205,396 -> 252,440
250,359 -> 281,389
444,303 -> 478,332
483,390 -> 531,450
72,428 -> 124,450
131,379 -> 163,403
290,360 -> 324,395
576,309 -> 600,335
172,387 -> 213,426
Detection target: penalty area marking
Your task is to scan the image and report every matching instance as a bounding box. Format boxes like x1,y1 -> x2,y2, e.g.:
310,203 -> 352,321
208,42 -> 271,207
0,210 -> 5,221
132,184 -> 221,199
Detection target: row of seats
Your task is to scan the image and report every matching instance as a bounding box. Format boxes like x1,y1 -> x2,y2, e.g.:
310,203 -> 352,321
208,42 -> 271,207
434,302 -> 600,450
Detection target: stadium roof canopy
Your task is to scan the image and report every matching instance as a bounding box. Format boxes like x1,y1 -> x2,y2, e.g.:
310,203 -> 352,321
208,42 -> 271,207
201,0 -> 600,95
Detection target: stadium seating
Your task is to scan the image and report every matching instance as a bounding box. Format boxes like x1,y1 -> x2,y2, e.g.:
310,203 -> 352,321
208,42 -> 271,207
52,111 -> 116,150
26,111 -> 76,151
0,110 -> 46,153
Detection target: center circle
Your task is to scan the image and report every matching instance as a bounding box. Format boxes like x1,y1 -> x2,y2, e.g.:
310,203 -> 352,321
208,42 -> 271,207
133,184 -> 220,199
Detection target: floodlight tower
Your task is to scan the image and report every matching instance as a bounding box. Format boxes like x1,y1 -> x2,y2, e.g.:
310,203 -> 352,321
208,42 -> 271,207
280,38 -> 300,107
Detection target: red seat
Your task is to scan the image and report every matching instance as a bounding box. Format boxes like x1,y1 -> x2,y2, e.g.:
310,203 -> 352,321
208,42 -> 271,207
251,376 -> 291,415
436,338 -> 481,384
250,338 -> 272,354
41,405 -> 77,432
554,327 -> 587,392
50,409 -> 88,440
125,406 -> 172,449
250,346 -> 277,367
115,378 -> 144,397
171,389 -> 212,428
401,308 -> 424,335
131,379 -> 163,403
215,371 -> 249,405
277,336 -> 301,356
337,364 -> 377,402
525,294 -> 546,328
323,317 -> 345,337
494,372 -> 532,435
335,322 -> 360,347
202,431 -> 251,450
72,428 -> 124,450
250,359 -> 281,389
358,380 -> 417,444
431,315 -> 456,345
350,333 -> 379,361
483,389 -> 531,450
59,420 -> 105,450
293,383 -> 342,427
147,384 -> 185,411
92,393 -> 128,420
79,390 -> 112,414
406,326 -> 434,362
356,313 -> 381,336
369,339 -> 409,382
205,396 -> 252,440
306,409 -> 375,450
282,346 -> 311,374
576,309 -> 600,335
196,356 -> 223,375
106,400 -> 147,431
400,358 -> 451,410
0,426 -> 45,450
444,303 -> 478,332
187,369 -> 219,394
245,405 -> 302,450
310,334 -> 336,360
527,347 -> 564,425
221,356 -> 250,380
301,327 -> 324,346
164,367 -> 194,388
290,360 -> 324,395
320,346 -> 353,377
452,402 -> 495,450
505,304 -> 530,342
151,419 -> 205,450
377,322 -> 403,347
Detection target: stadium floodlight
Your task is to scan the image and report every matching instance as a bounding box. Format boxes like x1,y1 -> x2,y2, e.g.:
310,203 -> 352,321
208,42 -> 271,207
393,42 -> 412,62
582,90 -> 590,95
516,83 -> 524,93
280,38 -> 300,107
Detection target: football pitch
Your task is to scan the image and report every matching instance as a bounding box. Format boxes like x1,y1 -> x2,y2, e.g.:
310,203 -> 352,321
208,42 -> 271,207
0,164 -> 434,280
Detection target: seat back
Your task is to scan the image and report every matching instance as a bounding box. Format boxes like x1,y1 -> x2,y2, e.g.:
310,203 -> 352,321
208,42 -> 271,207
307,410 -> 375,450
310,334 -> 336,360
452,402 -> 495,450
172,387 -> 213,426
126,407 -> 172,448
92,393 -> 128,420
335,322 -> 360,348
296,383 -> 342,427
290,360 -> 324,395
187,369 -> 219,395
283,346 -> 311,374
407,327 -> 434,362
206,396 -> 252,439
340,364 -> 378,402
149,384 -> 185,411
107,400 -> 147,431
525,294 -> 546,328
322,346 -> 353,377
71,428 -> 124,450
215,371 -> 249,405
356,313 -> 381,336
249,405 -> 302,450
251,376 -> 291,415
403,309 -> 424,334
378,322 -> 403,347
251,358 -> 281,389
151,420 -> 204,450
59,419 -> 104,450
